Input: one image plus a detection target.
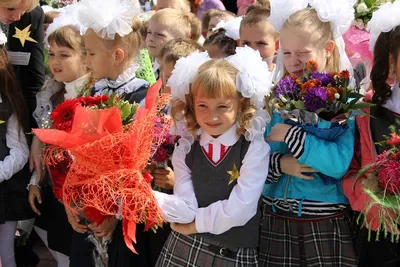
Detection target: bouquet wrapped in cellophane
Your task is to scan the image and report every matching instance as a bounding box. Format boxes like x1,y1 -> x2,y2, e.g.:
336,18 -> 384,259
356,125 -> 400,242
33,80 -> 171,265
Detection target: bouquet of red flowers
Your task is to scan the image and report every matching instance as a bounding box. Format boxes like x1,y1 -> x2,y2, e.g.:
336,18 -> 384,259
33,81 -> 171,261
356,125 -> 400,241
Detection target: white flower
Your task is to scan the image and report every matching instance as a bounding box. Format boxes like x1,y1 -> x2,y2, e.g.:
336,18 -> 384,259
356,3 -> 368,13
335,93 -> 340,99
279,95 -> 288,103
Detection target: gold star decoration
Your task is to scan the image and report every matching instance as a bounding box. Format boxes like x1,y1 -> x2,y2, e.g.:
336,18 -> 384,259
227,163 -> 240,185
13,25 -> 37,47
0,120 -> 4,124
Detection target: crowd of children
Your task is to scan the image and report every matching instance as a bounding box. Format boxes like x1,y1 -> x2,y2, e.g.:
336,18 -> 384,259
0,0 -> 399,266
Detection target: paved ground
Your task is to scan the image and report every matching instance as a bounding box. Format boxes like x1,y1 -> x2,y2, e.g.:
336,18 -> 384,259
33,243 -> 57,267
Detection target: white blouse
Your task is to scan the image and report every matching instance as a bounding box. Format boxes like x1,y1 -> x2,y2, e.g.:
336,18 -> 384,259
154,124 -> 270,235
0,111 -> 29,183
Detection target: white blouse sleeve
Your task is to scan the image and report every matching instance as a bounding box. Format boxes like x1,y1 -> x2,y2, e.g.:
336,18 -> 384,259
0,113 -> 29,183
195,136 -> 270,234
153,137 -> 198,223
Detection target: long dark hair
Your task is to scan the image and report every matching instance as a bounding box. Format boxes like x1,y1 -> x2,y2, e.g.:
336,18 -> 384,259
0,49 -> 29,135
371,26 -> 400,108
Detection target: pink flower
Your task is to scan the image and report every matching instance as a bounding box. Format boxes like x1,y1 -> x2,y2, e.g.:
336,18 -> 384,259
387,133 -> 400,147
153,147 -> 169,162
377,159 -> 400,194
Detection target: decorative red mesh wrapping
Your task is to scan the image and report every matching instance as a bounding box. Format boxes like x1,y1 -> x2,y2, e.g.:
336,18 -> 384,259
34,81 -> 171,253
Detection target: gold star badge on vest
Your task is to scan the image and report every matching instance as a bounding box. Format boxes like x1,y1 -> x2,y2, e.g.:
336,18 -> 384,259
13,24 -> 37,47
227,164 -> 240,185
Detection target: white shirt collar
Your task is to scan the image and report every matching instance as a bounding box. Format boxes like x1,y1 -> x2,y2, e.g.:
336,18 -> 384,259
63,73 -> 90,99
199,124 -> 240,147
383,81 -> 400,114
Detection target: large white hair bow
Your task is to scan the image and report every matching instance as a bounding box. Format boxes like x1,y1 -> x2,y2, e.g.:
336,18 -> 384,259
45,4 -> 84,48
77,0 -> 141,40
227,47 -> 273,139
167,51 -> 211,103
226,46 -> 272,110
308,0 -> 356,38
268,0 -> 308,33
367,1 -> 400,53
214,16 -> 243,41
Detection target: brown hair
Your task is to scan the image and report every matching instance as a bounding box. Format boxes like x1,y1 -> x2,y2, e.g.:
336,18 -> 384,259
202,9 -> 235,32
0,49 -> 29,134
204,28 -> 237,57
282,8 -> 340,73
44,11 -> 60,24
48,25 -> 86,56
240,8 -> 278,39
172,59 -> 256,136
246,0 -> 270,14
160,38 -> 203,65
188,12 -> 201,41
150,8 -> 192,39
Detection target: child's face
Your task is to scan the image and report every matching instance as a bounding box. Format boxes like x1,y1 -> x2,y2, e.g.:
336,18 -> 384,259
207,16 -> 223,38
160,59 -> 175,94
239,23 -> 277,62
280,27 -> 328,77
204,43 -> 224,59
194,94 -> 240,137
48,42 -> 86,83
84,30 -> 114,80
146,21 -> 176,58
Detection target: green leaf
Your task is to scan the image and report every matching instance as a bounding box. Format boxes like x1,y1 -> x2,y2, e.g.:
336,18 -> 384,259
119,102 -> 131,120
292,100 -> 305,109
315,107 -> 327,114
349,102 -> 376,109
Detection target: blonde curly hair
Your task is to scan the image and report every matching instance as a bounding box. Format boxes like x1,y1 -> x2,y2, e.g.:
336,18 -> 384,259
172,59 -> 257,136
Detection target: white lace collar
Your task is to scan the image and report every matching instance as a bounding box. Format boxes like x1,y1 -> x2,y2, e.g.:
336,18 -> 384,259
383,81 -> 400,115
63,74 -> 90,100
94,64 -> 148,96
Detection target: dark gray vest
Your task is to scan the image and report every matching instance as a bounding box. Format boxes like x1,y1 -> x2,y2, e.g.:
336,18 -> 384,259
185,136 -> 261,248
0,100 -> 32,223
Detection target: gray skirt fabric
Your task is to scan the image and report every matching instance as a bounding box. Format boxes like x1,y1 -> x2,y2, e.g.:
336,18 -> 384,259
156,230 -> 258,267
258,211 -> 357,267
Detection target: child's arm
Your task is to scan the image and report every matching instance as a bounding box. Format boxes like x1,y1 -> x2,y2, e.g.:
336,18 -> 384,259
153,139 -> 198,224
0,114 -> 29,183
268,117 -> 356,179
292,119 -> 356,179
194,137 -> 270,235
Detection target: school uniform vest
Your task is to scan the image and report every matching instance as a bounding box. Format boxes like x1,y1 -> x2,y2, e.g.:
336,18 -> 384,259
185,136 -> 261,248
0,100 -> 32,223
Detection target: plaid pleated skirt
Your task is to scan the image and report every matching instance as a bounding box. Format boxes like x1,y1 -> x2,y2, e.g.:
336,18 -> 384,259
156,230 -> 259,267
258,211 -> 358,267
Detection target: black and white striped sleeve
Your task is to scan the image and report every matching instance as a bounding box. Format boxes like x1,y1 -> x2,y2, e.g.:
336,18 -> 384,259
267,152 -> 283,183
284,126 -> 307,159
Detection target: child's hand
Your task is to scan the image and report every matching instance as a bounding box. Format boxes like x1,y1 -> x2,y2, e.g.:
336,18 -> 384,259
153,167 -> 175,189
28,185 -> 42,215
29,136 -> 45,182
88,217 -> 118,238
65,206 -> 88,234
266,123 -> 292,143
280,154 -> 317,180
171,221 -> 198,236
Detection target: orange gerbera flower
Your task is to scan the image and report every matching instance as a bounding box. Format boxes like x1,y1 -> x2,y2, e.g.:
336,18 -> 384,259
327,87 -> 338,101
306,60 -> 318,72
